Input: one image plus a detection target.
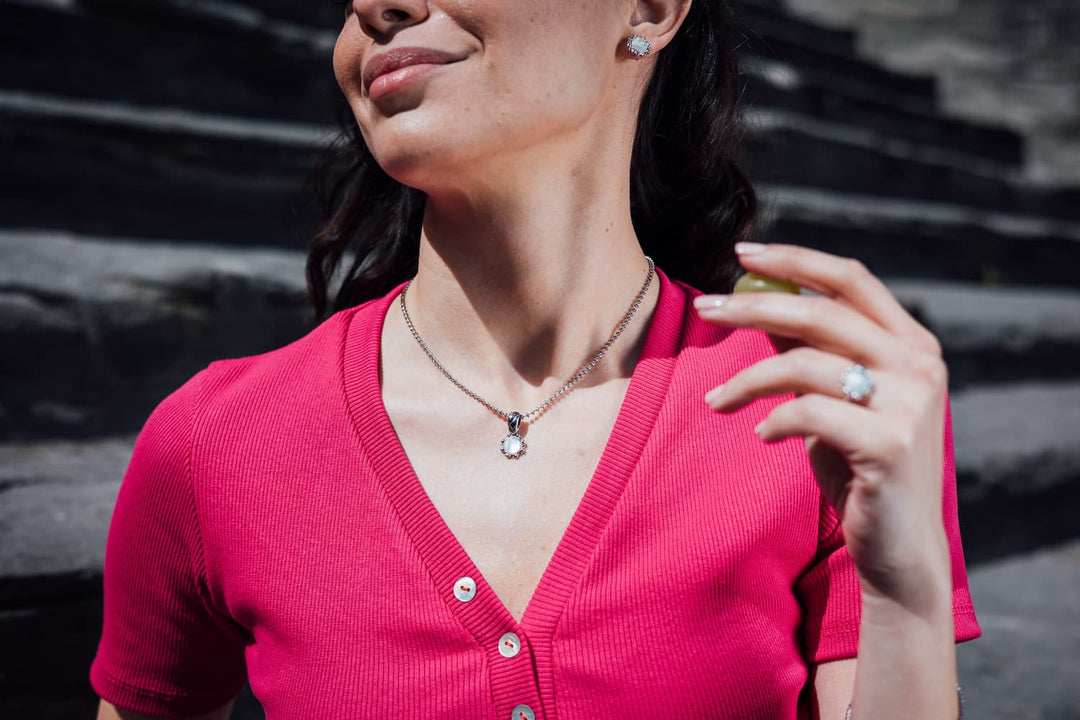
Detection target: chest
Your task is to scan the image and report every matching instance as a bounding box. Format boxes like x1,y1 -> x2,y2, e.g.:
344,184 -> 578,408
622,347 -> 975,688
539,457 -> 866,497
382,375 -> 632,624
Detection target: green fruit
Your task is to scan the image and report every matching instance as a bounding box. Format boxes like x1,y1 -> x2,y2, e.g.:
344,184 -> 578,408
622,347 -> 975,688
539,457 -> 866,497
733,272 -> 800,295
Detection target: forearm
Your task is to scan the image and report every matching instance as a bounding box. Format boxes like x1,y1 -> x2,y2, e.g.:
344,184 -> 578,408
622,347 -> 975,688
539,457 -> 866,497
850,555 -> 959,720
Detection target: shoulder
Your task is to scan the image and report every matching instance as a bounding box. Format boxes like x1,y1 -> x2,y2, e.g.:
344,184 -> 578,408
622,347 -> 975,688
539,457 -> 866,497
149,295 -> 385,445
666,275 -> 778,376
198,304 -> 360,408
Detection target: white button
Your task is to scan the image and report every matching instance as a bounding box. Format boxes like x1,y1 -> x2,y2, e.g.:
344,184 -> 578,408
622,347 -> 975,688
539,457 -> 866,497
498,632 -> 521,658
453,576 -> 477,602
511,705 -> 535,720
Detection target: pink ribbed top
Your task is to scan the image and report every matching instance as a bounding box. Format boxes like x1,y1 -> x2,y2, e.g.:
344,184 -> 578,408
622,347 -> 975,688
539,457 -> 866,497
91,267 -> 981,719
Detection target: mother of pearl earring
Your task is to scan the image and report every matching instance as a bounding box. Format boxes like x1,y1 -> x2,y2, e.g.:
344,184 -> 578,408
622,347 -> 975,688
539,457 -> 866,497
626,35 -> 652,57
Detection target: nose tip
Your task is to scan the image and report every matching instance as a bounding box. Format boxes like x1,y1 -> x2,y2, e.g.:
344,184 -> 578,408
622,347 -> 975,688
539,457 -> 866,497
353,0 -> 428,39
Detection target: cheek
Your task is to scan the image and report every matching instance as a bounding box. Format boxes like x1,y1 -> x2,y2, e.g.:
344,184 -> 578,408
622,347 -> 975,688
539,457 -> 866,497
486,42 -> 609,129
332,26 -> 363,101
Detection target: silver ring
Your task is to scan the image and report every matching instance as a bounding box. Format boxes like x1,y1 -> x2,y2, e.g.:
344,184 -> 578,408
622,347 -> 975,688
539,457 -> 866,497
840,363 -> 875,403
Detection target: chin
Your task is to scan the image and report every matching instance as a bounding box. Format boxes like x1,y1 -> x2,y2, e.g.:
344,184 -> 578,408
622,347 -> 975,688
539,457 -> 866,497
366,117 -> 485,192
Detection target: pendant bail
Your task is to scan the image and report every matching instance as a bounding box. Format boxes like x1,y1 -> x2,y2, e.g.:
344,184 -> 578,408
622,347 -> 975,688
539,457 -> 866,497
507,412 -> 523,435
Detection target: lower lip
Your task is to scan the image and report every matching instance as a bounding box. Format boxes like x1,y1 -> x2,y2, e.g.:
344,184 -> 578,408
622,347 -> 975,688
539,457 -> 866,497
368,62 -> 451,101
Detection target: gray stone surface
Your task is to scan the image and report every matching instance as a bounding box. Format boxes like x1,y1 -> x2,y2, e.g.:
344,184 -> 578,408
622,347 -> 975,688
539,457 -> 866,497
890,282 -> 1080,353
951,382 -> 1080,497
745,108 -> 1080,221
888,281 -> 1080,387
760,184 -> 1080,291
0,90 -> 331,244
949,382 -> 1080,562
0,230 -> 312,439
782,0 -> 1080,184
0,437 -> 133,579
957,538 -> 1080,720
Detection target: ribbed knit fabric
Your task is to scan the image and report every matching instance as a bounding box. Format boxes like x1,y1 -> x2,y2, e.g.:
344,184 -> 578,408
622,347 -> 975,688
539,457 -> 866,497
91,266 -> 981,720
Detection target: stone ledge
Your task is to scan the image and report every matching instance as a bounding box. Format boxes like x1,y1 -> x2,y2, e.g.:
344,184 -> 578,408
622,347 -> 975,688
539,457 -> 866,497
743,58 -> 1022,166
951,382 -> 1080,561
0,90 -> 333,245
0,230 -> 312,440
888,281 -> 1080,388
761,184 -> 1080,288
951,382 -> 1080,498
957,538 -> 1080,720
0,3 -> 339,124
747,110 -> 1080,221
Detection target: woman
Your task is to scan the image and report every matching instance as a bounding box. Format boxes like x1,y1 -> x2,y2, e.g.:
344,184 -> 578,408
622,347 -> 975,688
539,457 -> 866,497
92,0 -> 981,718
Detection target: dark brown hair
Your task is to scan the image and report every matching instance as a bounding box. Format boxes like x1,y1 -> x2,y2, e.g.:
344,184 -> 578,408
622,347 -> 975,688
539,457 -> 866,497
306,0 -> 756,322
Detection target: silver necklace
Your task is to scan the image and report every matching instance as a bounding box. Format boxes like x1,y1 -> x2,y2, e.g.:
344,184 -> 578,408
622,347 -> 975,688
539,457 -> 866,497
399,256 -> 655,459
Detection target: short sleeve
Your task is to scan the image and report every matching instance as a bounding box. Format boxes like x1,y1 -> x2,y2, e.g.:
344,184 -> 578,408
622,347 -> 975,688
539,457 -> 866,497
795,396 -> 983,664
90,368 -> 248,717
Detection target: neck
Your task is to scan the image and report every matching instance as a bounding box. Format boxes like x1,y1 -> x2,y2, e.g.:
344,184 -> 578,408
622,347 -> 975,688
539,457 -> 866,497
400,149 -> 658,409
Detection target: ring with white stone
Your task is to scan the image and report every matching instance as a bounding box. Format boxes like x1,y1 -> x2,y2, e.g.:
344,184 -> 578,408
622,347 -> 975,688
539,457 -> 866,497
839,363 -> 875,403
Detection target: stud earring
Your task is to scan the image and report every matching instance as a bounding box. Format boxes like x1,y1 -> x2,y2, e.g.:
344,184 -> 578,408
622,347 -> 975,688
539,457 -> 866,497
626,35 -> 651,58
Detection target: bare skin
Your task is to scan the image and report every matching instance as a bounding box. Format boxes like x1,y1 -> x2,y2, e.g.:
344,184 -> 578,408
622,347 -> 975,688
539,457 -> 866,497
98,0 -> 958,717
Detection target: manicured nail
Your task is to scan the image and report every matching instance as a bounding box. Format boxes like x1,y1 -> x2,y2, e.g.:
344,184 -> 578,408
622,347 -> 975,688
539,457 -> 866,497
694,294 -> 729,310
735,242 -> 767,255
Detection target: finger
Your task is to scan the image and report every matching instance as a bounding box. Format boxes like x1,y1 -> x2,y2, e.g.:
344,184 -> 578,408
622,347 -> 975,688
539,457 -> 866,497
755,394 -> 881,459
695,292 -> 901,367
733,243 -> 933,346
706,347 -> 861,412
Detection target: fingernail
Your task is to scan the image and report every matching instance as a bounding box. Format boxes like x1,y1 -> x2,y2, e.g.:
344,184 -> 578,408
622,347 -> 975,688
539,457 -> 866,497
753,421 -> 765,437
735,242 -> 767,255
704,385 -> 725,405
694,294 -> 729,310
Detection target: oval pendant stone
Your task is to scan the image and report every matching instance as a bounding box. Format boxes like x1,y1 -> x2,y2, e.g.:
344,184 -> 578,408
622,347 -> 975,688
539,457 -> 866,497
501,434 -> 526,459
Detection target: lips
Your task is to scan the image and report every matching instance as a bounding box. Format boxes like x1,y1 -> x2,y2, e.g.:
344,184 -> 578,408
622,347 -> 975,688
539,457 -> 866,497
363,47 -> 463,96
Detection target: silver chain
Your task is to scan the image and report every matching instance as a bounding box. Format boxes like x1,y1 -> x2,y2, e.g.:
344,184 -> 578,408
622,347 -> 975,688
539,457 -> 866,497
399,256 -> 655,427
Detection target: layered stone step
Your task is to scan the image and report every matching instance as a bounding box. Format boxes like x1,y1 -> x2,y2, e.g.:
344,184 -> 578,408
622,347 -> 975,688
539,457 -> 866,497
0,1 -> 339,124
0,0 -> 1015,169
955,538 -> 1080,720
5,228 -> 1079,438
951,382 -> 1080,563
0,229 -> 312,441
760,185 -> 1080,287
0,91 -> 330,244
888,281 -> 1080,390
736,11 -> 938,117
744,109 -> 1080,221
732,0 -> 862,61
742,59 -> 1022,166
3,90 -> 1072,248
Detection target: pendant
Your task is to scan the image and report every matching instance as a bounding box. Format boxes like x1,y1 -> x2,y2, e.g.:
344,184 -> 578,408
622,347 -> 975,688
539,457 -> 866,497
500,412 -> 527,459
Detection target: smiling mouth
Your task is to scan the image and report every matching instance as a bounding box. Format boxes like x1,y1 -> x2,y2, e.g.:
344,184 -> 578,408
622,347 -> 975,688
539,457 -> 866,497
363,47 -> 464,98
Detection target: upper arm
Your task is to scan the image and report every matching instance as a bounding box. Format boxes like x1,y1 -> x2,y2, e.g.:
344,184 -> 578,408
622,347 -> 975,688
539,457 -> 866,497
811,657 -> 857,720
90,369 -> 248,714
96,698 -> 235,720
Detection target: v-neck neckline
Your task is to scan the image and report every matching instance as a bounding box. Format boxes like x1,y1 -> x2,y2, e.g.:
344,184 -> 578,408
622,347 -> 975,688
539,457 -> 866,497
342,266 -> 686,647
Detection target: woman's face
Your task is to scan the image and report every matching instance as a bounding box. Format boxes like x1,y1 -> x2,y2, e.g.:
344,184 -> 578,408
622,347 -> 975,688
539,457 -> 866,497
333,0 -> 635,190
